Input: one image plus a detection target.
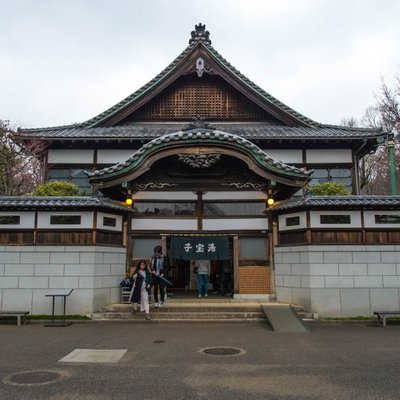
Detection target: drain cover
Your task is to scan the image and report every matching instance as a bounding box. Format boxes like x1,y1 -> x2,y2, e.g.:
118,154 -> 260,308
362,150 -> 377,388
153,340 -> 165,343
5,371 -> 63,386
200,347 -> 245,356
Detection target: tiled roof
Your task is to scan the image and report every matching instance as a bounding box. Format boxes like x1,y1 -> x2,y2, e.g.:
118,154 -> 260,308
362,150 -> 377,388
0,196 -> 132,213
77,28 -> 320,129
87,129 -> 311,183
16,123 -> 385,140
17,24 -> 386,141
271,196 -> 400,212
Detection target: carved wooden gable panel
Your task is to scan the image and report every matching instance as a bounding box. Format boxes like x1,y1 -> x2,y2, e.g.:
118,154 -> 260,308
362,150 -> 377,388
119,74 -> 283,123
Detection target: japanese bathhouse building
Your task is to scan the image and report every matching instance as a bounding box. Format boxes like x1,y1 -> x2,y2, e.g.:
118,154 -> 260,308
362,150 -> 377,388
13,24 -> 392,306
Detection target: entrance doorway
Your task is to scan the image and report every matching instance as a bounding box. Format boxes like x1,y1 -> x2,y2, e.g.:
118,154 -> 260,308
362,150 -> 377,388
166,236 -> 234,297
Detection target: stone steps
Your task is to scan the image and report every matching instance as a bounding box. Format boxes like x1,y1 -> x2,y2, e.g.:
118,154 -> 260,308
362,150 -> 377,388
91,311 -> 265,321
92,301 -> 265,322
91,301 -> 313,323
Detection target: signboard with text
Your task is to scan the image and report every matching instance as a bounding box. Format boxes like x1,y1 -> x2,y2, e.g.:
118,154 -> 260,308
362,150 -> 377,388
169,236 -> 230,260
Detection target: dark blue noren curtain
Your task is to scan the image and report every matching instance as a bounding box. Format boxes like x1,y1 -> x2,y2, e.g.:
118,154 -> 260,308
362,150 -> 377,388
169,237 -> 230,260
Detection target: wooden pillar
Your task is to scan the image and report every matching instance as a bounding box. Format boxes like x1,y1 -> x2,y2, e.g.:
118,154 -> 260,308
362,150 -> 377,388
92,212 -> 97,245
197,191 -> 203,231
233,235 -> 240,294
161,235 -> 167,255
33,210 -> 38,245
306,210 -> 312,244
270,220 -> 277,294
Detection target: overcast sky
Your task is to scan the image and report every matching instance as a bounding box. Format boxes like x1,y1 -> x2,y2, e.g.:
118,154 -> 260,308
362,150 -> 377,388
1,0 -> 400,129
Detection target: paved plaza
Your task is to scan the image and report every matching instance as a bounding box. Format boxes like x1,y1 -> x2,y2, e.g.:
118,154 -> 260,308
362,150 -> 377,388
1,321 -> 400,399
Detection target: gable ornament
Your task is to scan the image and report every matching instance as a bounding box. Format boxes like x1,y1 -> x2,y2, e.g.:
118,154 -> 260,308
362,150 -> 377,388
178,153 -> 221,168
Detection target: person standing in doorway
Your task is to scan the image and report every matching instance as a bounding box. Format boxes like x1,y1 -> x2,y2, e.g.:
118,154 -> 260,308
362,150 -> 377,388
129,260 -> 153,320
150,245 -> 170,306
196,259 -> 210,298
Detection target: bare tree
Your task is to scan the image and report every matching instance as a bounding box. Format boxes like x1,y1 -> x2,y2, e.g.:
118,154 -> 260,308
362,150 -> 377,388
0,120 -> 46,195
358,72 -> 400,195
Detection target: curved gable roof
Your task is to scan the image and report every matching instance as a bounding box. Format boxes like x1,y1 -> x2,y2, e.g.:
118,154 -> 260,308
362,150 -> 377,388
81,24 -> 319,128
87,128 -> 312,188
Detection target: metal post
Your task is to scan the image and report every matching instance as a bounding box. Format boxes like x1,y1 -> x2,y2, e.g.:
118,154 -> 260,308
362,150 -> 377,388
388,139 -> 397,196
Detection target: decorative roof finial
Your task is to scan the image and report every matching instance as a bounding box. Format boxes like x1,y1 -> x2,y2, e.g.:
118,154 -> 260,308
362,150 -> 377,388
189,23 -> 211,45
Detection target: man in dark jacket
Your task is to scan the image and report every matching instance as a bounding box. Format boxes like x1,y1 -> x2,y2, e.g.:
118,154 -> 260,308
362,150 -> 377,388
150,245 -> 170,306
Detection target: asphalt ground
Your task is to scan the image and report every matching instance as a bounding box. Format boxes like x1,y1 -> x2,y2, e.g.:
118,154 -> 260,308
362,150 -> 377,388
1,321 -> 400,400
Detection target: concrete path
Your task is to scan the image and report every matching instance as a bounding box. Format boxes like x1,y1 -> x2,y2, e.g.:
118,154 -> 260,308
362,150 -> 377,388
1,322 -> 400,399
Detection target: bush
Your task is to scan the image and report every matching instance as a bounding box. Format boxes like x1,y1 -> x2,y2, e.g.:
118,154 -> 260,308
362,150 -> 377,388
308,182 -> 351,196
34,181 -> 80,196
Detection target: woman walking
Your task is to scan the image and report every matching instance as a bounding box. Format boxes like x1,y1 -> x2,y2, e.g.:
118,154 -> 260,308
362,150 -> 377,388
129,259 -> 153,320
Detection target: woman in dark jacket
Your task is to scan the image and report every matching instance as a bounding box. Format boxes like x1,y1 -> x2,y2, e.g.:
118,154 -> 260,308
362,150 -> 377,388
129,259 -> 153,320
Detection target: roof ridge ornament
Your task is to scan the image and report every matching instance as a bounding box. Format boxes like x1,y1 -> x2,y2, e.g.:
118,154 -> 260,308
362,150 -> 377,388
182,116 -> 217,131
189,23 -> 211,45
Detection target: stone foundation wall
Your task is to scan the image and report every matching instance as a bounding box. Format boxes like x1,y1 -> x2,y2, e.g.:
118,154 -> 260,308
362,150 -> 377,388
0,246 -> 126,315
274,245 -> 400,317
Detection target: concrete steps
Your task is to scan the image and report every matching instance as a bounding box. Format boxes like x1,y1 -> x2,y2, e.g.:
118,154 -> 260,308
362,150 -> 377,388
91,302 -> 265,322
91,301 -> 315,324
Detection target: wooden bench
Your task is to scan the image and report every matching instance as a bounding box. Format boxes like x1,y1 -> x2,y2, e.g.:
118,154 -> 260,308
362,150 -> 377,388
0,311 -> 30,326
373,311 -> 400,327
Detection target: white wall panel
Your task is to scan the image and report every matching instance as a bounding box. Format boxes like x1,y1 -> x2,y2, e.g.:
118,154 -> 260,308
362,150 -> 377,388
310,211 -> 361,228
0,212 -> 35,229
96,212 -> 123,232
133,192 -> 197,200
48,149 -> 94,164
364,211 -> 400,228
203,191 -> 267,200
37,212 -> 94,229
131,218 -> 198,231
262,149 -> 302,164
97,150 -> 136,164
306,149 -> 352,164
278,212 -> 307,231
203,218 -> 268,231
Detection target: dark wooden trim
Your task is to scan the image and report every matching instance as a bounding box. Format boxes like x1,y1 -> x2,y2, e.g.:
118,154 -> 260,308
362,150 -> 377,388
0,231 -> 35,245
36,231 -> 93,245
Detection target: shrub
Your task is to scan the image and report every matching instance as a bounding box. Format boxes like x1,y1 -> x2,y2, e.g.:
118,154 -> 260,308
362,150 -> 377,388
308,182 -> 351,196
34,181 -> 80,196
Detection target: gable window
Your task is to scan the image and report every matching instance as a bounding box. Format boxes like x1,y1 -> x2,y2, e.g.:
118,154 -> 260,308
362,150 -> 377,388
375,215 -> 400,224
204,202 -> 265,217
309,168 -> 352,191
0,215 -> 20,225
50,215 -> 82,225
285,216 -> 300,227
320,215 -> 351,224
103,216 -> 117,227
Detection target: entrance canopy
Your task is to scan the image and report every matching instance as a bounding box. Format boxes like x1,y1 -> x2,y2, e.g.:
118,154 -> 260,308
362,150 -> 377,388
87,129 -> 312,200
169,236 -> 230,260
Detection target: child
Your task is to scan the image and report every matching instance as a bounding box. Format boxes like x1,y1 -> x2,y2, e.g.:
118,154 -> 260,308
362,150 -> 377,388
129,260 -> 153,320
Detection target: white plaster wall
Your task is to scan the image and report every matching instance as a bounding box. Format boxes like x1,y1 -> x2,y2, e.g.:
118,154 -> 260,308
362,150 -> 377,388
0,212 -> 35,229
0,246 -> 126,315
306,149 -> 352,163
203,218 -> 268,231
48,149 -> 94,164
262,149 -> 302,164
97,149 -> 136,164
274,245 -> 400,317
278,212 -> 307,231
131,218 -> 198,231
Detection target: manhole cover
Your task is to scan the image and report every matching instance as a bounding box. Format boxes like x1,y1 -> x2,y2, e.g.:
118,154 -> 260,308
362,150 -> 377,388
4,371 -> 64,386
200,347 -> 246,356
153,340 -> 165,343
